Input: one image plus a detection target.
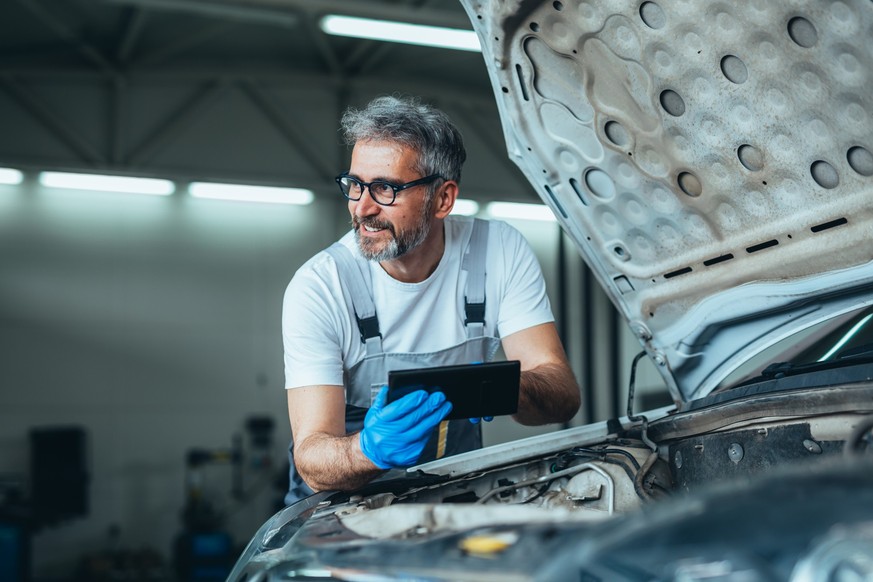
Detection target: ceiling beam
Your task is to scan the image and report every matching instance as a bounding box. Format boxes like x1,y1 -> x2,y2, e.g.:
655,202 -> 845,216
127,80 -> 231,166
0,65 -> 496,106
111,76 -> 127,165
300,13 -> 344,77
104,0 -> 472,29
134,21 -> 235,67
240,80 -> 336,181
0,43 -> 81,63
13,0 -> 116,74
116,8 -> 149,63
0,75 -> 107,165
340,38 -> 381,75
354,42 -> 399,76
110,0 -> 298,27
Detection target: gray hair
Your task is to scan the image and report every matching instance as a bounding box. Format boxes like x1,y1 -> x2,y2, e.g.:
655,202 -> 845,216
340,95 -> 466,184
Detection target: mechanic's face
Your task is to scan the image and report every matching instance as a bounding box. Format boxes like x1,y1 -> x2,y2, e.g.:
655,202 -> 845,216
348,140 -> 435,262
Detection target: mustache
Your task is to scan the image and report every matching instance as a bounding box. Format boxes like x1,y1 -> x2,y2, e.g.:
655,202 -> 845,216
353,215 -> 395,235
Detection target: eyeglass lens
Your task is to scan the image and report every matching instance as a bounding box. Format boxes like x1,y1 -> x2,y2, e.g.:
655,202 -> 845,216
339,177 -> 396,205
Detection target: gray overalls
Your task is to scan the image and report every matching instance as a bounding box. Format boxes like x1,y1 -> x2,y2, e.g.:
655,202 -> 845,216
285,219 -> 501,505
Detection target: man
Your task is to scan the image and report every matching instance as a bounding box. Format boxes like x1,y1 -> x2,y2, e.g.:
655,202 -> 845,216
282,95 -> 580,504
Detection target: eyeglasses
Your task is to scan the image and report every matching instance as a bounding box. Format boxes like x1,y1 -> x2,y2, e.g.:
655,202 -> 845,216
335,173 -> 442,206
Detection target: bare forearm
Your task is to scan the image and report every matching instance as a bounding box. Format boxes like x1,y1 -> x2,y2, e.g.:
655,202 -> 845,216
295,431 -> 384,492
515,362 -> 581,425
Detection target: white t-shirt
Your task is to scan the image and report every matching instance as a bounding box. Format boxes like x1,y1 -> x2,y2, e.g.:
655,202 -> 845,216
282,216 -> 554,389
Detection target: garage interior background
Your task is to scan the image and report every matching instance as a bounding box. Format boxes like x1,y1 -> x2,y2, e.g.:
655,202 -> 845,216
0,0 -> 669,579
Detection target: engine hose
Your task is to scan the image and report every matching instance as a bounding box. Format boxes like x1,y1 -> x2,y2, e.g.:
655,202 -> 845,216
845,414 -> 873,456
633,451 -> 660,501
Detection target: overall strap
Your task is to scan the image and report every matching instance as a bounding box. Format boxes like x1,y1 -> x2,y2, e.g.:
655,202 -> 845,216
462,218 -> 489,339
325,243 -> 384,355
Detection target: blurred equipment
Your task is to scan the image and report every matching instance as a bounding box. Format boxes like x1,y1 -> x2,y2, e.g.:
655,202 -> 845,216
31,426 -> 89,525
173,415 -> 275,582
75,525 -> 170,582
0,426 -> 90,582
0,512 -> 29,582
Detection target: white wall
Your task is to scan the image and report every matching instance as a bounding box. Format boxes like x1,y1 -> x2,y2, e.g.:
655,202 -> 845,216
0,178 -> 339,577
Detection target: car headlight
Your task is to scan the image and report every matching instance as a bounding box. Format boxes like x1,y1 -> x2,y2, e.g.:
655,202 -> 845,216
226,492 -> 332,582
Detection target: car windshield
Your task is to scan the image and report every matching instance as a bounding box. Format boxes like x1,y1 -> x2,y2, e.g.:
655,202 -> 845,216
713,305 -> 873,393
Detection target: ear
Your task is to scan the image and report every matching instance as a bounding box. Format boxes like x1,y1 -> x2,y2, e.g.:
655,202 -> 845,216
432,180 -> 459,219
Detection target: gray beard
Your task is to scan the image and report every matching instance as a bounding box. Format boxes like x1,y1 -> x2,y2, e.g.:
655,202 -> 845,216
354,210 -> 432,262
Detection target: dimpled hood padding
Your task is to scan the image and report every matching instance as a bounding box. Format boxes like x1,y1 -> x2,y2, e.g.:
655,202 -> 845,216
460,0 -> 873,402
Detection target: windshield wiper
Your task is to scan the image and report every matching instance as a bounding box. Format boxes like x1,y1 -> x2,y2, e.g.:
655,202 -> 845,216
761,342 -> 873,379
836,342 -> 873,360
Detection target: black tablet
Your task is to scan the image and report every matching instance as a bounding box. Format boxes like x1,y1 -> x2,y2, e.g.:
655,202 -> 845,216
387,360 -> 520,421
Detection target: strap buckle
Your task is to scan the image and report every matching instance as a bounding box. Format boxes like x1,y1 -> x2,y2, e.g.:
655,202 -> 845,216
464,299 -> 486,326
356,314 -> 382,343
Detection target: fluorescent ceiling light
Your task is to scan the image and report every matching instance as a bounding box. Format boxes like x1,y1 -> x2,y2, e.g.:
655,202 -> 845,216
486,201 -> 557,222
0,167 -> 23,185
451,199 -> 480,216
320,15 -> 481,52
40,172 -> 174,196
189,182 -> 314,205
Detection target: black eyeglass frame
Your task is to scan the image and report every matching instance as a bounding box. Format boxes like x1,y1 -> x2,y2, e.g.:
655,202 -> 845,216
335,173 -> 443,206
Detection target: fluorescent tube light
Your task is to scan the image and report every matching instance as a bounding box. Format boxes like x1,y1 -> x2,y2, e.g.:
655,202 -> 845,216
486,201 -> 557,222
189,182 -> 314,205
40,172 -> 174,195
451,199 -> 480,216
320,15 -> 481,52
0,167 -> 23,185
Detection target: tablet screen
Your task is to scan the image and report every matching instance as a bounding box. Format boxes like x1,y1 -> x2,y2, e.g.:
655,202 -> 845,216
387,360 -> 520,421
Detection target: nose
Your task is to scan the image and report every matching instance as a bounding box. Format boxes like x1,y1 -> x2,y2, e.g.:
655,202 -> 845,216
352,186 -> 381,217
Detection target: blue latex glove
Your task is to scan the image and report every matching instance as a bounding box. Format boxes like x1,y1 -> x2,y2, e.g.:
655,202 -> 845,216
360,387 -> 453,469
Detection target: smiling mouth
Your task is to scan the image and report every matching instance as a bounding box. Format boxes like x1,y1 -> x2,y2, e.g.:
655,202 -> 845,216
355,217 -> 394,236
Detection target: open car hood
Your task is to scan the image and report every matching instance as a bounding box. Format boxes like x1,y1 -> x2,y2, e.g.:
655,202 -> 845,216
459,0 -> 873,403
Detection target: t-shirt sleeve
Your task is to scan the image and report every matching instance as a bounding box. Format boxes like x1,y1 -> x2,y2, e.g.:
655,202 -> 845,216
492,221 -> 555,338
282,256 -> 347,389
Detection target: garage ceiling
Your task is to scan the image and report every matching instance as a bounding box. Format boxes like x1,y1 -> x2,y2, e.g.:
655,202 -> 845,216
0,0 -> 535,203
